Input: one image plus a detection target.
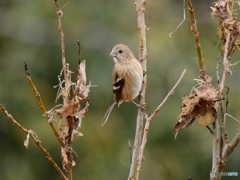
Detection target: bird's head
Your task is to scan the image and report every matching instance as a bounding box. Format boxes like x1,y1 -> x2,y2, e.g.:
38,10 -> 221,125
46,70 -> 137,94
110,44 -> 135,62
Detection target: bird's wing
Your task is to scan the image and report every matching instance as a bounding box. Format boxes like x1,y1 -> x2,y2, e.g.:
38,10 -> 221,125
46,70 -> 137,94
113,71 -> 124,104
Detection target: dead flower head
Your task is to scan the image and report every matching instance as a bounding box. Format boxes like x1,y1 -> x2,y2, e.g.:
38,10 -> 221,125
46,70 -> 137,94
174,76 -> 218,138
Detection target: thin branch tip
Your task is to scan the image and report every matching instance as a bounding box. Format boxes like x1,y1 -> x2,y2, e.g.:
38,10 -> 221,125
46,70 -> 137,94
24,62 -> 30,76
169,1 -> 186,38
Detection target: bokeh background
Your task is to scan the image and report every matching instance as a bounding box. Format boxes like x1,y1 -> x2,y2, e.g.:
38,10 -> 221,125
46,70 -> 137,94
0,0 -> 240,179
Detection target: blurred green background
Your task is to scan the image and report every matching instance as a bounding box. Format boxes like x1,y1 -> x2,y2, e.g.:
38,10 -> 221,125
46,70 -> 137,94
0,0 -> 240,179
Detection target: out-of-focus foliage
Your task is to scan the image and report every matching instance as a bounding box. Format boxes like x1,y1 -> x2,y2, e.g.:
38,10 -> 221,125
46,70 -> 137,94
0,0 -> 239,180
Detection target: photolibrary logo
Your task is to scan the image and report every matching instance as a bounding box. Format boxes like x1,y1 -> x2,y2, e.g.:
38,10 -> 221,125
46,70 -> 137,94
210,172 -> 238,177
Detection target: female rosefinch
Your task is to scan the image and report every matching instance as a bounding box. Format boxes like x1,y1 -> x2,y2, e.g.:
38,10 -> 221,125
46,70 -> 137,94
101,44 -> 143,127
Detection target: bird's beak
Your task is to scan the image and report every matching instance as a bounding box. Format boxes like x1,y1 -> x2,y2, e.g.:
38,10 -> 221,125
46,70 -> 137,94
110,50 -> 117,57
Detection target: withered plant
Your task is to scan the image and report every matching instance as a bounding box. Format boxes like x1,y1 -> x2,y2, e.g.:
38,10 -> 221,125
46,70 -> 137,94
0,1 -> 90,180
173,1 -> 240,179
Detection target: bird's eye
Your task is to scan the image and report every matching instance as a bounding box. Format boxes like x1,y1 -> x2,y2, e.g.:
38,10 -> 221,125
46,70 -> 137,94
118,50 -> 123,53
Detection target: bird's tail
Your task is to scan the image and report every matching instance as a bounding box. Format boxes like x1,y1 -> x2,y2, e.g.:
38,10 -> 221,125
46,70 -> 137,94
101,100 -> 116,127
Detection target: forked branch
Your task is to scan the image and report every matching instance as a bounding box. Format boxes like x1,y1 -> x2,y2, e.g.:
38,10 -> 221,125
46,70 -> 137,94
0,104 -> 68,180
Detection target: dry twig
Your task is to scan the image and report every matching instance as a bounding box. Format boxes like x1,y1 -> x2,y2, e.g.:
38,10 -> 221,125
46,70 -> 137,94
174,1 -> 240,179
24,62 -> 64,147
129,1 -> 185,179
210,1 -> 240,177
51,2 -> 90,179
185,0 -> 206,78
0,104 -> 68,180
128,0 -> 147,179
136,69 -> 186,176
1,1 -> 90,180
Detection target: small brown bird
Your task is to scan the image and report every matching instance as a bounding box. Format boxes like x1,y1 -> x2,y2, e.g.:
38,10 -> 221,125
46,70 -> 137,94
101,44 -> 143,127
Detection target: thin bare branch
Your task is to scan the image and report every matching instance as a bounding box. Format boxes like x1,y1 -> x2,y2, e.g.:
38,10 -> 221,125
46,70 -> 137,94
169,1 -> 186,38
219,32 -> 231,97
54,0 -> 71,102
128,0 -> 147,179
148,69 -> 186,121
0,104 -> 68,180
24,62 -> 64,147
185,0 -> 206,78
212,31 -> 231,175
222,131 -> 240,160
128,140 -> 133,165
24,62 -> 46,113
210,1 -> 240,177
136,69 -> 186,176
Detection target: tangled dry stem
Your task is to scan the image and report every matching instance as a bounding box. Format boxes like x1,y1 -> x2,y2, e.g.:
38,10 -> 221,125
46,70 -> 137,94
48,1 -> 91,179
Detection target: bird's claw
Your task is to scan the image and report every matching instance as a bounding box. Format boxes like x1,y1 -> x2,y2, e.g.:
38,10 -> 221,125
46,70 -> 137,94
136,103 -> 147,111
131,101 -> 146,111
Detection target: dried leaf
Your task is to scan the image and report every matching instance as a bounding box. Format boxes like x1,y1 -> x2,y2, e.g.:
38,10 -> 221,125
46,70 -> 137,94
56,88 -> 69,101
24,133 -> 30,149
73,101 -> 89,130
174,76 -> 218,136
194,84 -> 218,102
173,115 -> 196,132
45,109 -> 56,123
211,1 -> 229,21
72,160 -> 76,167
197,105 -> 216,126
77,60 -> 86,85
55,100 -> 75,119
74,130 -> 83,137
61,147 -> 68,171
181,95 -> 200,115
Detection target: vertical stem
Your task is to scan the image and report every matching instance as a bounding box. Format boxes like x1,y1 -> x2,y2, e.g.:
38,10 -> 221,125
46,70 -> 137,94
55,0 -> 71,101
211,121 -> 218,171
185,0 -> 206,78
211,31 -> 231,179
128,0 -> 147,179
211,122 -> 221,180
54,1 -> 73,179
55,1 -> 67,82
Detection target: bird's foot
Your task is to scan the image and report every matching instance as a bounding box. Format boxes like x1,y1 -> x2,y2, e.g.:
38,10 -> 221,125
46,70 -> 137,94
131,101 -> 146,111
